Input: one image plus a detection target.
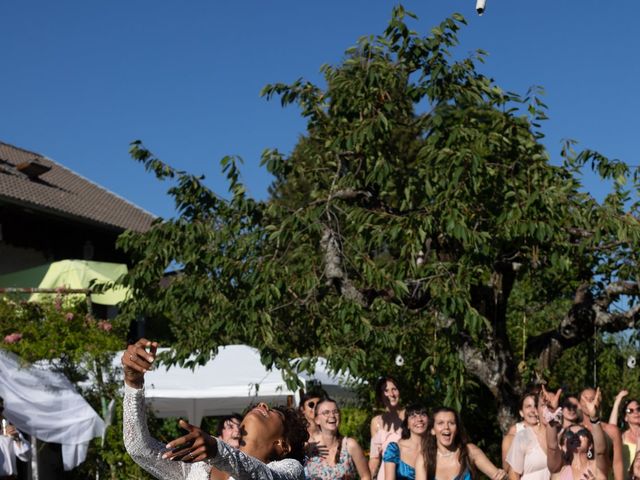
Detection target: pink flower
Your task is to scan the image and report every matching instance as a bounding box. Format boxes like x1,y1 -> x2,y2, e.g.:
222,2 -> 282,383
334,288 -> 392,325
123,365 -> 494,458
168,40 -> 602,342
65,312 -> 74,321
4,332 -> 23,344
97,320 -> 112,332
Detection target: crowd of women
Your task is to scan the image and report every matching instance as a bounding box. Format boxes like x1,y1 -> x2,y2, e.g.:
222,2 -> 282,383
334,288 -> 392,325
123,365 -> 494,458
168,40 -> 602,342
121,340 -> 640,480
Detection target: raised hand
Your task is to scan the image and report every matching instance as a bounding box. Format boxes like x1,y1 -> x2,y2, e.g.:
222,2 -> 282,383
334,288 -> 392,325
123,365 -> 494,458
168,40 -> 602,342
540,384 -> 563,410
162,419 -> 218,462
582,387 -> 601,419
121,338 -> 158,388
615,390 -> 629,402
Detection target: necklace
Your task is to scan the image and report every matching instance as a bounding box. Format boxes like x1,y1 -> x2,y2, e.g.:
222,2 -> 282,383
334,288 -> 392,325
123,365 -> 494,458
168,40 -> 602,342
437,449 -> 457,458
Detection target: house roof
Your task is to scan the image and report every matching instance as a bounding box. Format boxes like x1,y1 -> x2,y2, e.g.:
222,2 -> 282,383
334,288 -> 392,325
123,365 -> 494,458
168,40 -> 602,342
0,141 -> 155,232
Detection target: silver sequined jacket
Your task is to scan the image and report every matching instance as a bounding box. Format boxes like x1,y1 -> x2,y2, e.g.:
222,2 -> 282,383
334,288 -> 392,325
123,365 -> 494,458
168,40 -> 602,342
123,384 -> 304,480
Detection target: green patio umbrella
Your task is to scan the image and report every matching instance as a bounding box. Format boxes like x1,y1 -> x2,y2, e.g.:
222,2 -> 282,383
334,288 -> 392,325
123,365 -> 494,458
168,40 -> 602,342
0,259 -> 129,305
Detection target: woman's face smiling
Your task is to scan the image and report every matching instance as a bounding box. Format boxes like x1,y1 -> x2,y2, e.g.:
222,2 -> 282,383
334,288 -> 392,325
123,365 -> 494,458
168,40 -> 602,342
315,400 -> 340,433
382,381 -> 400,409
625,401 -> 640,426
431,411 -> 457,449
520,395 -> 538,427
407,411 -> 428,435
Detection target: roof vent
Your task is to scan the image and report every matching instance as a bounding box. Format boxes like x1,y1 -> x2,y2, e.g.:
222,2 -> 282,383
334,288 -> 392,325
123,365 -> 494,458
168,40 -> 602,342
17,160 -> 52,179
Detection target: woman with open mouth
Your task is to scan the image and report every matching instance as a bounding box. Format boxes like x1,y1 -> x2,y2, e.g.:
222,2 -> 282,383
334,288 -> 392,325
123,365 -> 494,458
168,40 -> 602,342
121,338 -> 308,480
304,397 -> 371,480
415,407 -> 507,480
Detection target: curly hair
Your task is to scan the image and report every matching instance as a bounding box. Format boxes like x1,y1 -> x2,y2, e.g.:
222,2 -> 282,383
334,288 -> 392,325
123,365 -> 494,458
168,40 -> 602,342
273,405 -> 309,463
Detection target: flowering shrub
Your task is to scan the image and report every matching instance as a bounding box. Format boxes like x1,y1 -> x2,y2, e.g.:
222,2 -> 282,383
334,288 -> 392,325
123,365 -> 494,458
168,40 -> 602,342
0,295 -> 125,364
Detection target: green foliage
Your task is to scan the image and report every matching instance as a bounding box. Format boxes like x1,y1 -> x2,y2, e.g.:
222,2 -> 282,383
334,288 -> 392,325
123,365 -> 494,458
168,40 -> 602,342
0,295 -> 140,477
116,6 -> 640,438
339,407 -> 370,449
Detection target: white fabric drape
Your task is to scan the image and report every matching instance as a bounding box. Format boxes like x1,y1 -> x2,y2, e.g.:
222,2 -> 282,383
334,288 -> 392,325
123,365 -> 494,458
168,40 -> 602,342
0,349 -> 105,470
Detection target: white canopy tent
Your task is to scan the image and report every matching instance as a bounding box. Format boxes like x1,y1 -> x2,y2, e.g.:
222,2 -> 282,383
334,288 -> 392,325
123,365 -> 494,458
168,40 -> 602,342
131,345 -> 355,426
0,349 -> 105,471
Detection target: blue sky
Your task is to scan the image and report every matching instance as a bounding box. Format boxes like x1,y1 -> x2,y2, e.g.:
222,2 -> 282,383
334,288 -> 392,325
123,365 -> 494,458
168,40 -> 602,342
2,1 -> 639,219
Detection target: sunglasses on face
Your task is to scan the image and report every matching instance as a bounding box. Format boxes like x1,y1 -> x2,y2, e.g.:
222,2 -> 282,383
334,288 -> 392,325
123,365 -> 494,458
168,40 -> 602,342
626,407 -> 640,414
306,401 -> 316,409
562,401 -> 579,411
565,428 -> 589,440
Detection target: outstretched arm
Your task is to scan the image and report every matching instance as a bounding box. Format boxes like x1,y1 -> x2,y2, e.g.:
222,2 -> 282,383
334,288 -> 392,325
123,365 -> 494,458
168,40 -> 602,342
468,444 -> 507,480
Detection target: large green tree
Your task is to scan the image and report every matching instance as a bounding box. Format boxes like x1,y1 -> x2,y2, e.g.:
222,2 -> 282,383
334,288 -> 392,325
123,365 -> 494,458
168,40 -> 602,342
117,8 -> 640,431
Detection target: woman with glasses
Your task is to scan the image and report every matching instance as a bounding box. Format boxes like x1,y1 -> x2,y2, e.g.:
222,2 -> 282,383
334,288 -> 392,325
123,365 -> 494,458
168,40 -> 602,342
543,387 -> 608,480
608,391 -> 640,480
370,377 -> 405,480
304,398 -> 371,480
300,390 -> 325,442
383,404 -> 428,480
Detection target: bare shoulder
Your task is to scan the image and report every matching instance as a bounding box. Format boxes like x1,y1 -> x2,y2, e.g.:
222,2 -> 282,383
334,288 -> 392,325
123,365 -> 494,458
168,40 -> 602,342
346,437 -> 364,454
506,424 -> 518,436
371,414 -> 382,432
466,443 -> 482,459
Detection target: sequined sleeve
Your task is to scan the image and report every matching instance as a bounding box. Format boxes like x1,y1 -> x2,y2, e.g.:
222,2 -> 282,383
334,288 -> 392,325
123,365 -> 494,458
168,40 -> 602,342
122,383 -> 211,480
206,438 -> 304,480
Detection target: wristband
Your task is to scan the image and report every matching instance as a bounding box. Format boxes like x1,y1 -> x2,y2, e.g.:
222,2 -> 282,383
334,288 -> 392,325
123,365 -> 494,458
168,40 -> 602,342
589,416 -> 601,424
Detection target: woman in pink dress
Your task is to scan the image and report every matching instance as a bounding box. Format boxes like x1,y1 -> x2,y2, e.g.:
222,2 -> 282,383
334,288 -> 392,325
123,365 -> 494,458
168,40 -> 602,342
369,377 -> 405,480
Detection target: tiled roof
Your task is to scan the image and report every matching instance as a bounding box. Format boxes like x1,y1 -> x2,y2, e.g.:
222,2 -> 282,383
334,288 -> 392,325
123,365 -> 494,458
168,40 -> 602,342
0,141 -> 155,233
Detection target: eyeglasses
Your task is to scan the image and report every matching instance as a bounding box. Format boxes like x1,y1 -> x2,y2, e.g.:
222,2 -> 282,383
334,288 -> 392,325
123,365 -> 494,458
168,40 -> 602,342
319,409 -> 340,417
626,407 -> 640,414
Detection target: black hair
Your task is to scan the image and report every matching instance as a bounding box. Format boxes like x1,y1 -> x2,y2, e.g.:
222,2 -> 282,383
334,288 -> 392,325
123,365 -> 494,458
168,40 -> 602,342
215,413 -> 242,437
621,398 -> 640,429
401,403 -> 428,439
422,407 -> 476,480
273,405 -> 309,463
374,376 -> 400,406
560,426 -> 593,465
299,388 -> 327,412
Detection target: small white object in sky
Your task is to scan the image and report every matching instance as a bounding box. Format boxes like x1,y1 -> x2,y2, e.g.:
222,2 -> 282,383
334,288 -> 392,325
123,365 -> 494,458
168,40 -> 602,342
476,0 -> 487,16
